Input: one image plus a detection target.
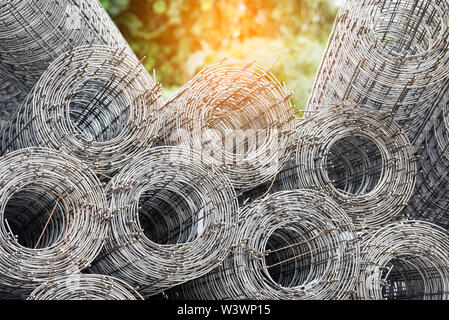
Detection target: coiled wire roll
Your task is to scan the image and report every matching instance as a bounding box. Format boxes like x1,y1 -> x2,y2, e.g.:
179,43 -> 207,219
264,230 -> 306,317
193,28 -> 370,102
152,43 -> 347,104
307,0 -> 449,141
0,0 -> 131,93
165,189 -> 360,300
0,45 -> 162,176
0,147 -> 109,299
0,75 -> 25,125
404,85 -> 449,228
355,220 -> 449,300
242,104 -> 417,228
158,60 -> 297,191
28,274 -> 143,300
295,104 -> 417,228
89,146 -> 239,297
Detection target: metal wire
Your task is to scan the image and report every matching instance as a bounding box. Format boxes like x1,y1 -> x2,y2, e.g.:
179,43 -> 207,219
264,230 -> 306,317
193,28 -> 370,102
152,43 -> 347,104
28,274 -> 143,300
404,85 -> 449,228
89,146 -> 239,298
0,75 -> 25,125
165,189 -> 361,300
307,0 -> 449,141
243,104 -> 417,229
157,60 -> 297,191
0,147 -> 109,299
355,220 -> 449,300
0,0 -> 131,93
0,45 -> 162,176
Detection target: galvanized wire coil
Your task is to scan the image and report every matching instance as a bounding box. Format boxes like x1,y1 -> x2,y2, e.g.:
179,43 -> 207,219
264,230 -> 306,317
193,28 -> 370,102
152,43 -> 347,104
294,104 -> 417,228
0,45 -> 162,176
158,60 -> 297,191
0,147 -> 109,299
307,0 -> 449,140
404,86 -> 449,228
165,189 -> 360,300
89,146 -> 239,297
355,220 -> 449,300
0,75 -> 25,125
28,274 -> 143,300
242,104 -> 417,228
0,0 -> 131,92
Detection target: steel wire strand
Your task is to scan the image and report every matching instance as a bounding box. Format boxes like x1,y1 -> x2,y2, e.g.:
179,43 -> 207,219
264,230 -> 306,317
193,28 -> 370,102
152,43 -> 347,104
165,189 -> 360,300
157,60 -> 297,191
28,274 -> 143,300
355,220 -> 449,300
0,0 -> 131,93
307,0 -> 449,140
88,146 -> 239,298
0,45 -> 163,176
0,147 -> 109,299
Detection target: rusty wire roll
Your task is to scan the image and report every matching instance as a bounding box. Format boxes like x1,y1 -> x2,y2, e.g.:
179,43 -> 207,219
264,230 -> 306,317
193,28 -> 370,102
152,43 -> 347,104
0,147 -> 109,299
404,86 -> 449,228
355,220 -> 449,300
165,189 -> 360,300
0,45 -> 162,176
294,104 -> 417,228
28,274 -> 143,300
307,0 -> 449,141
89,146 -> 239,297
0,0 -> 131,93
158,60 -> 297,191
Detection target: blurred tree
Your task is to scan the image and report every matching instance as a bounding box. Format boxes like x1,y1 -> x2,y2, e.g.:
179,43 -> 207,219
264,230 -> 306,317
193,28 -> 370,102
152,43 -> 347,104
99,0 -> 339,108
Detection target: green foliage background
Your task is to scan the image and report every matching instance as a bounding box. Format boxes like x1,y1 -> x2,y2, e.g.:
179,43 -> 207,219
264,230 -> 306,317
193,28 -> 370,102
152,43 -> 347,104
100,0 -> 339,110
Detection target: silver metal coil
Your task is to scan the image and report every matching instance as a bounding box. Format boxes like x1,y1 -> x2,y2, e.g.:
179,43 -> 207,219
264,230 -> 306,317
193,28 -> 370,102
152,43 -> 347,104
242,104 -> 417,229
157,60 -> 297,191
404,85 -> 449,228
0,147 -> 109,299
295,104 -> 417,228
165,189 -> 360,300
355,220 -> 449,300
89,146 -> 239,297
307,0 -> 449,141
0,0 -> 131,93
28,274 -> 143,300
0,75 -> 25,125
0,45 -> 163,176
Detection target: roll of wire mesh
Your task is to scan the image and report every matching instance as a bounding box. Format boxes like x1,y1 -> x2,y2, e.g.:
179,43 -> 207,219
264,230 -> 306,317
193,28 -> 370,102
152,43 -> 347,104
28,274 -> 143,300
164,189 -> 360,300
157,60 -> 297,191
0,0 -> 131,93
355,220 -> 449,300
296,104 -> 417,228
0,75 -> 25,126
307,0 -> 449,141
0,147 -> 109,299
89,146 -> 239,297
242,104 -> 417,229
404,85 -> 449,228
0,45 -> 162,176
